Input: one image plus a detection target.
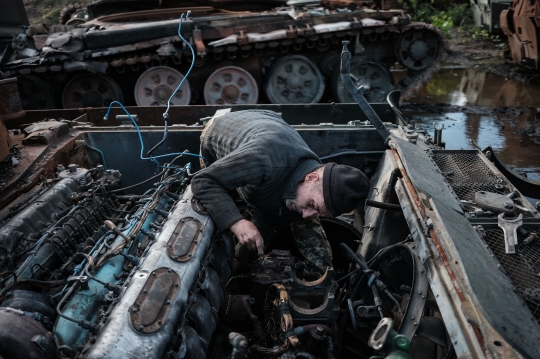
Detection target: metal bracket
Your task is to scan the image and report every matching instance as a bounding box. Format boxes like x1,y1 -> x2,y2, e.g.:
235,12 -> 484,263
192,27 -> 206,57
497,213 -> 523,254
340,40 -> 391,143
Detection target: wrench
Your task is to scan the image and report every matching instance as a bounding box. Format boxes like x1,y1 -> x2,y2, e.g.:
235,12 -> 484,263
497,213 -> 523,254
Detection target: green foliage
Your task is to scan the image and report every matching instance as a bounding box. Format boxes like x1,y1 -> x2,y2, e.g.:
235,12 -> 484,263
396,1 -> 475,38
431,14 -> 454,37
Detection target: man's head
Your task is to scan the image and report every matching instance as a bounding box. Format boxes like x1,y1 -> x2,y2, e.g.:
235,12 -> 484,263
286,163 -> 369,218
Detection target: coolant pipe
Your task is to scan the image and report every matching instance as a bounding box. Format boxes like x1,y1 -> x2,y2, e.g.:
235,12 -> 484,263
54,195 -> 169,352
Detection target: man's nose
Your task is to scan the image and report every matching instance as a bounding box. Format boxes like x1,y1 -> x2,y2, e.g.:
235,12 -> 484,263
302,208 -> 317,218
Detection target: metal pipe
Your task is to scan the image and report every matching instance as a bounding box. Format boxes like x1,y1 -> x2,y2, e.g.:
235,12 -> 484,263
340,40 -> 390,142
365,200 -> 402,211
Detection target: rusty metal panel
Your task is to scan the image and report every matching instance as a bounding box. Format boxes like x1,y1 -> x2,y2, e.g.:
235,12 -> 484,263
167,217 -> 202,262
0,120 -> 9,161
130,268 -> 181,334
0,77 -> 25,122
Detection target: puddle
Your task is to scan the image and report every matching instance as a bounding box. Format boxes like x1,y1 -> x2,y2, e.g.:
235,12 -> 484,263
403,68 -> 540,184
405,68 -> 540,108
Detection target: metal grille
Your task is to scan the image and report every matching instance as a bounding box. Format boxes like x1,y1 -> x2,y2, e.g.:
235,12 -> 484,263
432,151 -> 508,201
432,151 -> 533,218
484,228 -> 540,324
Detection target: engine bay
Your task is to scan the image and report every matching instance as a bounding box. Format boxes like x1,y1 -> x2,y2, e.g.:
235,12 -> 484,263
0,145 -> 451,359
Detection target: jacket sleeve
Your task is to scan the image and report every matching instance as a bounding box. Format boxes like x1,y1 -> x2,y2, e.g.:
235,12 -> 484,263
191,145 -> 272,232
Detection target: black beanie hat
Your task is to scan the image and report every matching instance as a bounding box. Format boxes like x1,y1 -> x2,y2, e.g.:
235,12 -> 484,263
322,163 -> 369,217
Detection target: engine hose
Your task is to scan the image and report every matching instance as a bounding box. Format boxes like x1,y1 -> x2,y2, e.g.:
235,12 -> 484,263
14,278 -> 67,288
340,243 -> 401,312
248,340 -> 289,356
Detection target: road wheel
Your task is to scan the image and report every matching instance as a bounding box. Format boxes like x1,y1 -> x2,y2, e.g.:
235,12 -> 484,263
62,74 -> 123,108
17,75 -> 57,110
203,66 -> 258,105
396,29 -> 441,71
332,57 -> 394,103
134,66 -> 191,106
264,55 -> 325,104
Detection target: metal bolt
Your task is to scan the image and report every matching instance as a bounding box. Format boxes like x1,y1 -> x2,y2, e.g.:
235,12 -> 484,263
422,295 -> 426,299
152,272 -> 156,276
411,316 -> 415,320
175,283 -> 179,287
414,322 -> 418,326
166,300 -> 171,305
418,291 -> 422,295
188,254 -> 192,258
143,289 -> 148,294
138,325 -> 144,330
158,320 -> 162,325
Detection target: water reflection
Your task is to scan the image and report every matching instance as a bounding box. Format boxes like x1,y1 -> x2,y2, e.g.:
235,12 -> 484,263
405,68 -> 540,181
406,68 -> 540,108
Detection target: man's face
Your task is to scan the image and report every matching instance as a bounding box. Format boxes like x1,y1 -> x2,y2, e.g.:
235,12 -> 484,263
286,172 -> 328,218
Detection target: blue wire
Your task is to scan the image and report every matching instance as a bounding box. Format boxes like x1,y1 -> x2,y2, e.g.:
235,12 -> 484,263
164,11 -> 195,119
104,101 -> 204,162
85,144 -> 107,170
103,11 -> 204,167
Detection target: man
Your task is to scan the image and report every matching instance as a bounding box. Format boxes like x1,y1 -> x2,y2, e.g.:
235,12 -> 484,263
191,110 -> 369,269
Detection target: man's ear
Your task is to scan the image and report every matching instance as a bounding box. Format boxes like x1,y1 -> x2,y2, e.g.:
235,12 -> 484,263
304,171 -> 320,183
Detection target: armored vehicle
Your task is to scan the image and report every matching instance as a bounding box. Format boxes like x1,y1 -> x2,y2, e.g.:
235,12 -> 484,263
470,0 -> 513,34
0,0 -> 445,110
500,0 -> 540,70
0,44 -> 539,359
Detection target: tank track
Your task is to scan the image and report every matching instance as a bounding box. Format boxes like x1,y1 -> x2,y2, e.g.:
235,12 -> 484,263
2,10 -> 446,108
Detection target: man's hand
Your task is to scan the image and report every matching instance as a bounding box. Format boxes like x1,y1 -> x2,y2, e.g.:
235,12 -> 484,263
230,219 -> 264,256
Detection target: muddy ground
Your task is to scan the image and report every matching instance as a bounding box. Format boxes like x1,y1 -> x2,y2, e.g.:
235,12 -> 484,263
402,28 -> 540,142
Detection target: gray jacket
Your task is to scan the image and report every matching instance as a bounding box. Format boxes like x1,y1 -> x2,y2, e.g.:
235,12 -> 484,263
191,110 -> 321,232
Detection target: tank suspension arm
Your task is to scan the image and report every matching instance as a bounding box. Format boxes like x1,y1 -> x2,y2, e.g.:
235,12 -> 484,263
340,41 -> 391,143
